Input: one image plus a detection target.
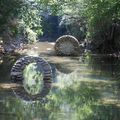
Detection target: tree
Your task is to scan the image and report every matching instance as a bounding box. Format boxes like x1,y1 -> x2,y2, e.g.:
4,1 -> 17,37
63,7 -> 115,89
0,0 -> 43,43
84,0 -> 120,53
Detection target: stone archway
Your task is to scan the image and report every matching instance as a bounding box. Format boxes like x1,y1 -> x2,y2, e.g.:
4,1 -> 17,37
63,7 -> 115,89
54,35 -> 80,56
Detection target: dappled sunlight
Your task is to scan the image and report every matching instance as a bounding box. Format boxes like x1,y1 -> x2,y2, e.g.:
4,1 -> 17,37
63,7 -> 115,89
0,0 -> 120,119
0,83 -> 21,90
1,77 -> 120,120
50,79 -> 120,120
26,50 -> 39,57
0,54 -> 120,119
55,71 -> 78,88
0,59 -> 3,64
18,42 -> 55,56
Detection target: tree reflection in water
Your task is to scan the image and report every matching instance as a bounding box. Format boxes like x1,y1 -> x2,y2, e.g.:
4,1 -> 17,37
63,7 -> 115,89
0,54 -> 120,120
1,80 -> 120,120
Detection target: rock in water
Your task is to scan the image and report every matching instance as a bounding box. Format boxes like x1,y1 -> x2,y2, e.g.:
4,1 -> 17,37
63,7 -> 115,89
55,35 -> 80,56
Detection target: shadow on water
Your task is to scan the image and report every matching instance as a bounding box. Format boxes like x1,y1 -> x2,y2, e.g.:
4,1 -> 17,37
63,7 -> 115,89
0,53 -> 20,83
0,53 -> 120,120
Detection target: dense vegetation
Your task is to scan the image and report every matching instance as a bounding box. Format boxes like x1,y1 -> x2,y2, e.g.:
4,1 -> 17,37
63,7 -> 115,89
84,0 -> 120,53
0,0 -> 43,44
0,0 -> 120,53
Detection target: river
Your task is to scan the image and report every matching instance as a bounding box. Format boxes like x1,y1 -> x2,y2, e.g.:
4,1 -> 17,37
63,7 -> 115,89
0,42 -> 120,120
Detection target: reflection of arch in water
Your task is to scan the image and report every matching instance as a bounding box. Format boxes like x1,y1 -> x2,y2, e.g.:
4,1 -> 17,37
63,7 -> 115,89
55,69 -> 80,88
11,56 -> 52,101
55,60 -> 80,74
53,61 -> 80,88
56,63 -> 75,74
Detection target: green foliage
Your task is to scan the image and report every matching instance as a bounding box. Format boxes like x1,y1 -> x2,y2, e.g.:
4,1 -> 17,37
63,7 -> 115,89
84,0 -> 120,24
1,0 -> 120,49
0,0 -> 43,43
18,0 -> 43,35
24,28 -> 38,44
84,0 -> 120,53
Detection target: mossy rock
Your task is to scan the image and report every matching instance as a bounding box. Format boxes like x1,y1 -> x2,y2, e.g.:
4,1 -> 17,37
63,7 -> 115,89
55,35 -> 80,56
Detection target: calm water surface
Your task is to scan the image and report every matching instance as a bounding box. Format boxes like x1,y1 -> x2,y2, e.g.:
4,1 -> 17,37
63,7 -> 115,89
0,53 -> 120,120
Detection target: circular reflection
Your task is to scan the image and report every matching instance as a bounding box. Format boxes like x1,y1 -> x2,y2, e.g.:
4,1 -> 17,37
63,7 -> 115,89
56,60 -> 80,74
11,56 -> 52,101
